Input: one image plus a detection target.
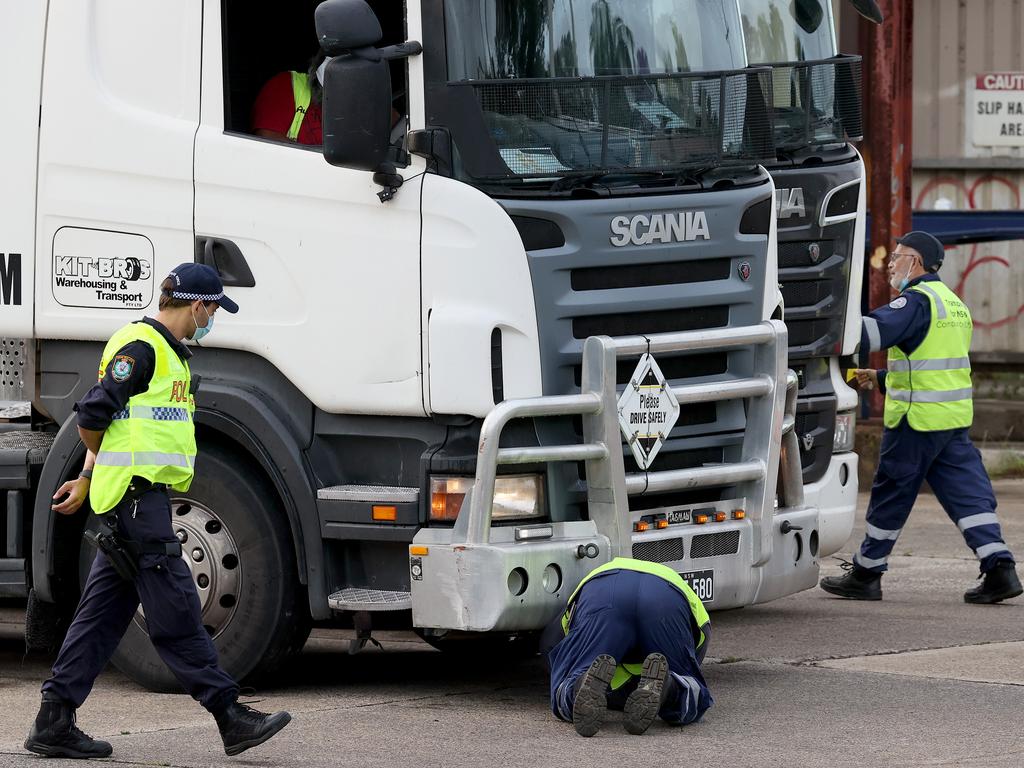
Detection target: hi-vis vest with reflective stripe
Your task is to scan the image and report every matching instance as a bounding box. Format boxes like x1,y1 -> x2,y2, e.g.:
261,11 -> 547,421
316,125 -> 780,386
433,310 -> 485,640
287,71 -> 311,140
89,323 -> 196,514
884,280 -> 973,432
561,557 -> 710,690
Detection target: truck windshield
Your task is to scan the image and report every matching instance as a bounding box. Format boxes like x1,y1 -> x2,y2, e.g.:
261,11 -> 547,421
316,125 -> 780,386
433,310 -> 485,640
444,0 -> 746,80
434,0 -> 773,192
738,0 -> 858,151
739,0 -> 836,64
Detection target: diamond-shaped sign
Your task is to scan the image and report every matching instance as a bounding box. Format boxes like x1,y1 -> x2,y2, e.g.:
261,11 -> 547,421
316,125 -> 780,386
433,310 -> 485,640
617,353 -> 680,470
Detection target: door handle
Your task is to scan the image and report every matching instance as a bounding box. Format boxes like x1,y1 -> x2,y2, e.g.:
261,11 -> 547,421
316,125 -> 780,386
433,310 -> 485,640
194,237 -> 255,288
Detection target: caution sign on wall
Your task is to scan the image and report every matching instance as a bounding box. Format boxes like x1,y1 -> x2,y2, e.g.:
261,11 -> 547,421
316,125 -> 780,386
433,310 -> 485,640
971,72 -> 1024,147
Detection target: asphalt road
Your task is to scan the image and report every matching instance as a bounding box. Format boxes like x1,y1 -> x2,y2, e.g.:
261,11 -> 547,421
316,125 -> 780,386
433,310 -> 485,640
2,481 -> 1024,768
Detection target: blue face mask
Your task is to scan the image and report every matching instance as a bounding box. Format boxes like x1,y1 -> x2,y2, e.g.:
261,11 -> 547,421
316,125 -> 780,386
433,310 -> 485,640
192,304 -> 214,342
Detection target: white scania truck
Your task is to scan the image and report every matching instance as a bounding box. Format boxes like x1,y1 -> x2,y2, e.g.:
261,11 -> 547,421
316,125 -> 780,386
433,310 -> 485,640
2,0 -> 861,690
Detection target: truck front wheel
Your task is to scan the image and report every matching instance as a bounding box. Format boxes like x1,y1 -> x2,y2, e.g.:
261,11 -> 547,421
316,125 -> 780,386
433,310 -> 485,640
79,444 -> 309,692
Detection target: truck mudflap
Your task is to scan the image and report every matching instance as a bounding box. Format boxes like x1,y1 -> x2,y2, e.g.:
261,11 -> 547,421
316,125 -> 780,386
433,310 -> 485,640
411,321 -> 815,631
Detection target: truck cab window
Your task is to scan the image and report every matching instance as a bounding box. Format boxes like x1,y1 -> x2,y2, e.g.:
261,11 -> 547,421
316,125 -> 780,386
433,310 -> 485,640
221,0 -> 408,150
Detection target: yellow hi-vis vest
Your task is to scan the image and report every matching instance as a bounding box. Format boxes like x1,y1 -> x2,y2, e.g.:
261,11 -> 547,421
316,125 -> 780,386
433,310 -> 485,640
884,280 -> 974,432
287,71 -> 312,140
89,322 -> 197,514
561,557 -> 710,690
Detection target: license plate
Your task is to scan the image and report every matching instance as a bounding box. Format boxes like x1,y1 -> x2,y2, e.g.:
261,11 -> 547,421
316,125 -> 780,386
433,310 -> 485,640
680,569 -> 714,602
667,509 -> 691,524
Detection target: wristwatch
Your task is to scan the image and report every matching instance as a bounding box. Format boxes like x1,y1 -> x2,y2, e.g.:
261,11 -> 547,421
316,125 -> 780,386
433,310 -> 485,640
79,469 -> 94,480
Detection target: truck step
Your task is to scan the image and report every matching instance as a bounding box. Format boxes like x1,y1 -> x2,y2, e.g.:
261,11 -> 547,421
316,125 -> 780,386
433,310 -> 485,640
317,484 -> 419,503
328,587 -> 412,612
0,429 -> 56,464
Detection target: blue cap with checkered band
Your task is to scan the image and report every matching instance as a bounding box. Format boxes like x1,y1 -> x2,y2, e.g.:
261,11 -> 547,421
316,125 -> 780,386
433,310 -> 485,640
164,263 -> 239,313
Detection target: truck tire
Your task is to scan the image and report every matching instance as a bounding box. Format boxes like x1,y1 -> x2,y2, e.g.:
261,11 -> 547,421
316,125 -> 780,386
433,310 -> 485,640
78,444 -> 308,693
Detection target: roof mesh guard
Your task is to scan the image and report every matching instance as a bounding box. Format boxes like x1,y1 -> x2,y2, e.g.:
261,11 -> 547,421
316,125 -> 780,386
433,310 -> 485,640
766,55 -> 863,150
453,69 -> 775,179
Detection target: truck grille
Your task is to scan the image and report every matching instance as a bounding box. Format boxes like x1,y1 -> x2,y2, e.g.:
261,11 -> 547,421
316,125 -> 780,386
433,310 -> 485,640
633,538 -> 685,564
690,530 -> 741,558
500,185 -> 771,517
778,227 -> 853,360
571,258 -> 730,291
795,396 -> 837,484
572,305 -> 729,340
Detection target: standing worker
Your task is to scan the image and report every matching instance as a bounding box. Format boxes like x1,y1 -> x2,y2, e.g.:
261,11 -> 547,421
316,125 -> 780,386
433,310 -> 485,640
25,264 -> 292,759
821,231 -> 1022,603
545,557 -> 713,737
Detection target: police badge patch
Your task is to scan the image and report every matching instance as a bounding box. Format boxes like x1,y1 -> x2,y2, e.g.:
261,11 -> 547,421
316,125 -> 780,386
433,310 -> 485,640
111,355 -> 135,382
889,297 -> 908,309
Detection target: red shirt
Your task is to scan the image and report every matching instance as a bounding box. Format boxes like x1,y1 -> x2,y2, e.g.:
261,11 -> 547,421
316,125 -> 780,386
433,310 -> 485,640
250,71 -> 323,145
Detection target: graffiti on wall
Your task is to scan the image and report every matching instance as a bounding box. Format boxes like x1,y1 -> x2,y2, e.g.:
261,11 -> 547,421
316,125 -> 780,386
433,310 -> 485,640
914,174 -> 1024,332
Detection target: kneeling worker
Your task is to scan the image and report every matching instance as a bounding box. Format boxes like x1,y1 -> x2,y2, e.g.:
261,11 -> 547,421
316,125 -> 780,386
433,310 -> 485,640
545,557 -> 712,736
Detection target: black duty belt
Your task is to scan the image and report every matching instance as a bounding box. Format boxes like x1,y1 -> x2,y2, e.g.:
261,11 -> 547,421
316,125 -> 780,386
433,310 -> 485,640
126,476 -> 168,500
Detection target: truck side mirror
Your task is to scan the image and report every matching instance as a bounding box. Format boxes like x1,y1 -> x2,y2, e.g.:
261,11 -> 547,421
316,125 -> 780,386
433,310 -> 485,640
320,53 -> 393,172
315,0 -> 382,53
792,0 -> 823,33
316,0 -> 390,172
315,0 -> 422,198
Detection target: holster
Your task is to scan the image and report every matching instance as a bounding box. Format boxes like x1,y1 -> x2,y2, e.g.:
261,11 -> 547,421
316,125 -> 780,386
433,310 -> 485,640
83,514 -> 183,582
84,516 -> 139,582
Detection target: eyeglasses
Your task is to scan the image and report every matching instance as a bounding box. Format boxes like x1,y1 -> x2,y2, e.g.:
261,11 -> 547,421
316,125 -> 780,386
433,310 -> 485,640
888,250 -> 914,266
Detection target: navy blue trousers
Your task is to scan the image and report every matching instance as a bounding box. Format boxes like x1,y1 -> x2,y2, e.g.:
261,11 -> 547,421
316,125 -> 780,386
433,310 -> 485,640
548,570 -> 712,725
856,418 -> 1014,574
43,488 -> 238,712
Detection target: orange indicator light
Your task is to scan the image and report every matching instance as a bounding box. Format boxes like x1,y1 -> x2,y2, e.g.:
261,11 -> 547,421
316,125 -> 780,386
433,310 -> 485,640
373,505 -> 397,521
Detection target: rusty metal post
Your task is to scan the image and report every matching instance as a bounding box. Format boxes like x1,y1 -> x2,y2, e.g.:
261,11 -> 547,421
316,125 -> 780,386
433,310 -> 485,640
860,0 -> 914,415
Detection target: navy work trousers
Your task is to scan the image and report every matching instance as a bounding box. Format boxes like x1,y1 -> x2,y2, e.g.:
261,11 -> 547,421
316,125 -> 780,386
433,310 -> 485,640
856,418 -> 1014,574
548,569 -> 712,725
43,487 -> 238,712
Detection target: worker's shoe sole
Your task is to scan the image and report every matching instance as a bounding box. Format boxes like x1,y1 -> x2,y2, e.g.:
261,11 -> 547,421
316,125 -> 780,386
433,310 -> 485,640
24,738 -> 113,759
964,585 -> 1024,604
573,654 -> 616,737
623,653 -> 669,735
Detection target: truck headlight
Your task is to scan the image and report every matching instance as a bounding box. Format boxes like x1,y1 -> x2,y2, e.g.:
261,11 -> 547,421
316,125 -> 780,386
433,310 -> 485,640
429,474 -> 545,522
833,411 -> 856,453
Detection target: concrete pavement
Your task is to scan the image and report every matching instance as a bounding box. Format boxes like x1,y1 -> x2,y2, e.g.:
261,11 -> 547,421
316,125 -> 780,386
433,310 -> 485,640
2,481 -> 1023,767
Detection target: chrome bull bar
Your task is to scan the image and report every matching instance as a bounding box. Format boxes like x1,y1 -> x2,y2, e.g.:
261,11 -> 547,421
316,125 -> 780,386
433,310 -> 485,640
466,320 -> 800,569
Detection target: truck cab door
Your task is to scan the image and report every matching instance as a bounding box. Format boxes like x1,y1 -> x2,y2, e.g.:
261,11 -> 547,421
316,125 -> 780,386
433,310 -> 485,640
193,2 -> 424,417
33,1 -> 202,346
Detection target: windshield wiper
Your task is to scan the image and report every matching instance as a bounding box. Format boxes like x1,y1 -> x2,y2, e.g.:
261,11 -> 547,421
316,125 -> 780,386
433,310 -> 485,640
549,170 -> 701,192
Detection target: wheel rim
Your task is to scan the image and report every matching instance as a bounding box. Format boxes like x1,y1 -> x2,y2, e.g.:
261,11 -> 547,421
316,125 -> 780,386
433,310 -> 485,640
172,498 -> 243,637
132,497 -> 243,639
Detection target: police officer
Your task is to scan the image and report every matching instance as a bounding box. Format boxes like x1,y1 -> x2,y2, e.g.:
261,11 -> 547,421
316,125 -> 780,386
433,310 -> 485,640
820,231 -> 1022,604
545,557 -> 713,737
25,264 -> 291,759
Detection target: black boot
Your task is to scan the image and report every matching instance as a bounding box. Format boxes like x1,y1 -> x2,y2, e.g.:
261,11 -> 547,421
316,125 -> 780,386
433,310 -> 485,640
215,701 -> 292,756
964,561 -> 1023,604
623,653 -> 672,735
24,693 -> 113,759
572,654 -> 616,738
819,561 -> 882,600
